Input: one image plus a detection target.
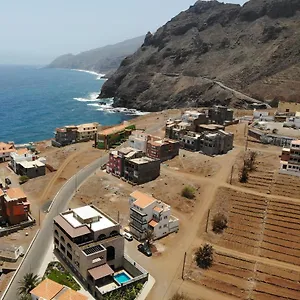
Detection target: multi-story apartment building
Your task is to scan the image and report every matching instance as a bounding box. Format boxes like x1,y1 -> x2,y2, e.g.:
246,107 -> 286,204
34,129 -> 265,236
199,130 -> 234,156
9,149 -> 46,178
97,124 -> 135,150
208,106 -> 234,125
124,157 -> 160,185
146,136 -> 180,162
106,147 -> 143,177
0,188 -> 30,225
53,205 -> 148,299
129,191 -> 179,240
30,278 -> 88,300
0,142 -> 15,162
128,130 -> 148,153
76,122 -> 100,142
54,125 -> 78,147
280,140 -> 300,176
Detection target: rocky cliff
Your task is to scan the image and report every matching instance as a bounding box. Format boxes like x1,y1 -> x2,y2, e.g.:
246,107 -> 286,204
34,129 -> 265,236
48,36 -> 144,73
99,0 -> 300,111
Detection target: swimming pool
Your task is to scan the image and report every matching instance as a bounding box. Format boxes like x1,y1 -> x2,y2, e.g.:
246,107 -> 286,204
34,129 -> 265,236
114,272 -> 131,285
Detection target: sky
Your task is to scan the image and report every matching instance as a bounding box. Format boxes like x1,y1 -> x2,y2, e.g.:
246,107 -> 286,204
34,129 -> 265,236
0,0 -> 245,65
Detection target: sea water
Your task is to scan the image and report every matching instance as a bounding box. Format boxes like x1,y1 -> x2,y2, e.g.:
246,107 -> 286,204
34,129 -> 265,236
0,65 -> 145,144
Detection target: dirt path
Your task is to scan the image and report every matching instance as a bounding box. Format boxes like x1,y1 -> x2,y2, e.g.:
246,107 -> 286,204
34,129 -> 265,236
39,148 -> 88,207
147,147 -> 240,300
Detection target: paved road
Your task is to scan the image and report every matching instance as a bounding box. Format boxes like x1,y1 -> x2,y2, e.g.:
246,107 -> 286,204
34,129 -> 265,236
2,154 -> 109,300
2,121 -> 168,300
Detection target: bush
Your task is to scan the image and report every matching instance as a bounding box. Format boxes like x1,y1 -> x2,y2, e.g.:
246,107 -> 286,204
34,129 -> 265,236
212,213 -> 227,233
195,244 -> 213,269
181,186 -> 196,199
19,175 -> 29,184
170,293 -> 192,300
239,165 -> 249,183
103,282 -> 143,300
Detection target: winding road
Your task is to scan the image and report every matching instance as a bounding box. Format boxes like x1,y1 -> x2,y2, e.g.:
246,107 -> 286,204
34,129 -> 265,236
1,120 -> 169,300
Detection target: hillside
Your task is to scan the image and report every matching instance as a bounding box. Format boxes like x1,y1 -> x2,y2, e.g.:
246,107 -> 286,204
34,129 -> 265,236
99,0 -> 300,111
47,36 -> 144,73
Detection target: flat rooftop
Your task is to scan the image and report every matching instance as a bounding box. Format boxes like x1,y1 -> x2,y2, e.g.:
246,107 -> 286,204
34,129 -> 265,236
129,157 -> 157,165
19,160 -> 45,168
2,187 -> 26,201
61,205 -> 117,232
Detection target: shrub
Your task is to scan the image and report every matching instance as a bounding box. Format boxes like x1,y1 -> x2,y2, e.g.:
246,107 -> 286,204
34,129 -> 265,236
170,293 -> 192,300
239,165 -> 249,183
19,175 -> 30,184
195,244 -> 213,269
212,213 -> 227,233
245,151 -> 257,172
181,186 -> 196,199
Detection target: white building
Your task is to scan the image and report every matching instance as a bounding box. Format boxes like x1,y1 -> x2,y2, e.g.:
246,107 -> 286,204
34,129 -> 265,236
9,149 -> 36,173
283,116 -> 300,129
129,191 -> 179,240
0,142 -> 15,162
253,110 -> 269,120
128,130 -> 148,153
280,140 -> 300,177
181,110 -> 202,123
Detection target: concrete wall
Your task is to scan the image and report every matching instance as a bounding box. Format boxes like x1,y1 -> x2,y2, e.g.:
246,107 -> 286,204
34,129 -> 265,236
278,102 -> 300,113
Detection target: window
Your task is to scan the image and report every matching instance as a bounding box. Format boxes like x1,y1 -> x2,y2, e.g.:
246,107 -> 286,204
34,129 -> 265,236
159,226 -> 162,229
164,216 -> 167,219
164,224 -> 168,228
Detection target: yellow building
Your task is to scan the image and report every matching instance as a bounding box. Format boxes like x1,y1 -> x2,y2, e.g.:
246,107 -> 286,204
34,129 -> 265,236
278,101 -> 300,114
76,122 -> 100,142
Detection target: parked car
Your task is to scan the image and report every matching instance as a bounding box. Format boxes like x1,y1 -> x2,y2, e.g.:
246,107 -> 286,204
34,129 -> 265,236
123,232 -> 133,241
5,178 -> 11,185
138,243 -> 152,257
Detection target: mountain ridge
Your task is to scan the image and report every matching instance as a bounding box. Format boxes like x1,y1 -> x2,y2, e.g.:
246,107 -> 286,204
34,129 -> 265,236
47,36 -> 144,73
99,0 -> 300,111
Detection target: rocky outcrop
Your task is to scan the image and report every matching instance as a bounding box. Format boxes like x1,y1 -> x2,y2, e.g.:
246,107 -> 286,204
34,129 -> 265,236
99,0 -> 300,111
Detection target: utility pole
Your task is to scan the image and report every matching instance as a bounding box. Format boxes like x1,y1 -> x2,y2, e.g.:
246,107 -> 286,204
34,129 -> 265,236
182,252 -> 187,280
38,209 -> 41,226
230,165 -> 234,185
117,211 -> 120,223
205,209 -> 210,233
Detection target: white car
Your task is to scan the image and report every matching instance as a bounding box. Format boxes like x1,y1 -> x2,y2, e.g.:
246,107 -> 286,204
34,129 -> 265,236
123,232 -> 133,241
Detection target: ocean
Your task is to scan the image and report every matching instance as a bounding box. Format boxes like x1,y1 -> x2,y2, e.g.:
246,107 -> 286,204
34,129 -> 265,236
0,65 -> 144,144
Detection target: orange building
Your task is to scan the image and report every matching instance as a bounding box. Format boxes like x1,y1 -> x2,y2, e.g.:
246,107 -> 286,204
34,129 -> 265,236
0,188 -> 30,225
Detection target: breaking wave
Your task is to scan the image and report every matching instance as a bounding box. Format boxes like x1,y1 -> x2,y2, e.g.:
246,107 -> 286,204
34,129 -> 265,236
72,69 -> 106,80
73,92 -> 99,102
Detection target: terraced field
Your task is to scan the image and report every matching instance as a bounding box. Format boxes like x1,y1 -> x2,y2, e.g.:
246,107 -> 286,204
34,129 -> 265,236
186,251 -> 300,300
233,152 -> 300,198
211,188 -> 300,265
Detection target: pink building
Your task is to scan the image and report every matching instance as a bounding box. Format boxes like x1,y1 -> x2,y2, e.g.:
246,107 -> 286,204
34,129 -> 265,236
106,147 -> 143,177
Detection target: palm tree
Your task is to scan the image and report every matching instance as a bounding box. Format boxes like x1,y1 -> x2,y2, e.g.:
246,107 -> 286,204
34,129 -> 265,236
145,229 -> 155,246
18,273 -> 40,297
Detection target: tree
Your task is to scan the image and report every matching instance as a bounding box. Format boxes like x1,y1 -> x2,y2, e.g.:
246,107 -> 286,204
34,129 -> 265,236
19,294 -> 32,300
145,229 -> 155,245
212,213 -> 227,233
195,244 -> 213,269
18,273 -> 40,298
181,186 -> 196,199
246,151 -> 257,171
239,165 -> 249,183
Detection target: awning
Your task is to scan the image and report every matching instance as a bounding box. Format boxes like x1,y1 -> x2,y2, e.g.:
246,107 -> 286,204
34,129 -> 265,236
88,264 -> 114,280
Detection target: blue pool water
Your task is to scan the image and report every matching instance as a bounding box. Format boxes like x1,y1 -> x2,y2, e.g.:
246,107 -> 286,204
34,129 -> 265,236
114,272 -> 131,285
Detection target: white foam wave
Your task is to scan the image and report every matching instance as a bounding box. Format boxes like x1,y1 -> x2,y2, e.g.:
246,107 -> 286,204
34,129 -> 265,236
74,94 -> 148,116
73,92 -> 99,102
72,69 -> 106,79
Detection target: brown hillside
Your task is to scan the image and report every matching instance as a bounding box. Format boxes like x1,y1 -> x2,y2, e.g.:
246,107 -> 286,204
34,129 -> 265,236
99,0 -> 300,111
